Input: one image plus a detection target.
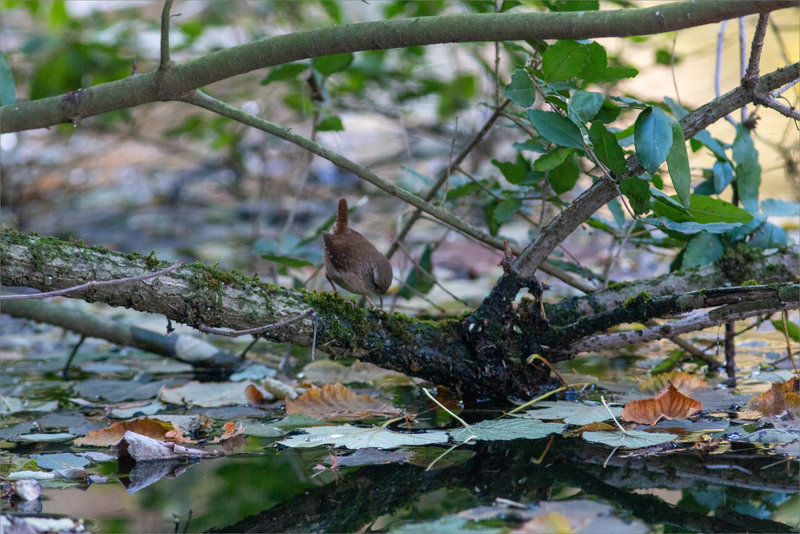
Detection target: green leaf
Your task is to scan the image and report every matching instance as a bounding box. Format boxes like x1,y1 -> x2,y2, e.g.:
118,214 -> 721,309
526,110 -> 584,149
504,68 -> 535,108
448,419 -> 565,442
398,244 -> 435,299
582,429 -> 677,449
771,319 -> 800,343
541,40 -> 587,82
569,90 -> 604,123
533,147 -> 572,171
491,197 -> 522,225
681,232 -> 723,269
319,0 -> 343,23
645,217 -> 743,235
0,51 -> 16,106
748,222 -> 787,249
619,177 -> 651,215
549,153 -> 580,195
588,122 -> 627,175
317,115 -> 344,132
313,53 -> 354,76
491,157 -> 528,184
685,194 -> 754,224
666,121 -> 691,209
634,107 -> 673,174
260,63 -> 309,85
732,124 -> 761,214
580,41 -> 607,83
712,160 -> 734,193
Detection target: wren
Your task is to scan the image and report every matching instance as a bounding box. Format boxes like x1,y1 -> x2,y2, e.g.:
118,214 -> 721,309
323,198 -> 392,308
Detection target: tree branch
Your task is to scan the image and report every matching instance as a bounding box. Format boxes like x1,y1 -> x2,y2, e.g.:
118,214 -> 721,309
159,0 -> 174,71
1,0 -> 794,133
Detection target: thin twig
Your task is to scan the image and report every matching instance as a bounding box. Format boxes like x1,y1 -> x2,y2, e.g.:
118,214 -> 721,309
62,334 -> 86,380
778,310 -> 799,373
159,0 -> 174,71
716,21 -> 736,125
670,31 -> 681,106
395,240 -> 468,306
198,310 -> 314,337
738,17 -> 748,123
0,262 -> 183,301
742,13 -> 770,87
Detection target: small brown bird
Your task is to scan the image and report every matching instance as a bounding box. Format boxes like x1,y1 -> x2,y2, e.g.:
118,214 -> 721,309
323,198 -> 392,308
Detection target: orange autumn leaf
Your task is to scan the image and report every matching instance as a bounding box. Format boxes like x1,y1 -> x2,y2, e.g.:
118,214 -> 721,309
747,377 -> 800,417
75,418 -> 174,446
285,383 -> 402,421
165,429 -> 197,444
621,382 -> 702,425
210,421 -> 245,443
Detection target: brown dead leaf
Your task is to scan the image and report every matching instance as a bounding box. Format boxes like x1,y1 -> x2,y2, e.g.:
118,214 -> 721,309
643,370 -> 708,395
285,383 -> 402,420
164,429 -> 197,444
210,421 -> 245,443
245,384 -> 269,406
621,382 -> 702,425
75,418 -> 174,446
747,377 -> 800,418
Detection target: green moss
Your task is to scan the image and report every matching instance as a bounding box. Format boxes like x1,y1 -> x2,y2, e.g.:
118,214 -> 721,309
741,279 -> 759,286
717,244 -> 766,286
302,290 -> 372,348
144,250 -> 161,270
623,291 -> 652,308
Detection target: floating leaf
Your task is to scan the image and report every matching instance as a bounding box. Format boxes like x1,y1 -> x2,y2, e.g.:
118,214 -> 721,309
285,383 -> 402,421
158,381 -> 252,407
521,401 -> 622,426
210,422 -> 245,444
278,424 -> 449,449
634,107 -> 673,174
621,383 -> 702,425
301,359 -> 409,386
504,68 -> 535,107
582,429 -> 677,449
75,418 -> 174,447
32,453 -> 90,470
448,418 -> 565,442
526,110 -> 584,149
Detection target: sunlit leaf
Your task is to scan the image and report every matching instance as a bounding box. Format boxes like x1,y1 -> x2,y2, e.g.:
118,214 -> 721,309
634,107 -> 673,174
621,383 -> 702,425
771,319 -> 800,343
158,381 -> 252,407
747,378 -> 800,418
642,371 -> 709,395
317,115 -> 344,131
285,383 -> 402,421
75,418 -> 174,447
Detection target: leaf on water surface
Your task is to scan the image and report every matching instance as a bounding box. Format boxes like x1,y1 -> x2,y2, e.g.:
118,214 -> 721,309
210,421 -> 245,443
239,420 -> 282,438
110,400 -> 166,419
158,380 -> 253,407
582,429 -> 678,449
448,418 -> 565,442
14,432 -> 76,443
731,428 -> 800,444
0,398 -> 59,415
31,453 -> 90,470
407,447 -> 475,470
114,431 -> 221,462
245,384 -> 273,406
519,400 -> 623,425
278,424 -> 449,450
621,383 -> 702,425
74,418 -> 174,446
747,377 -> 800,418
285,383 -> 402,421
